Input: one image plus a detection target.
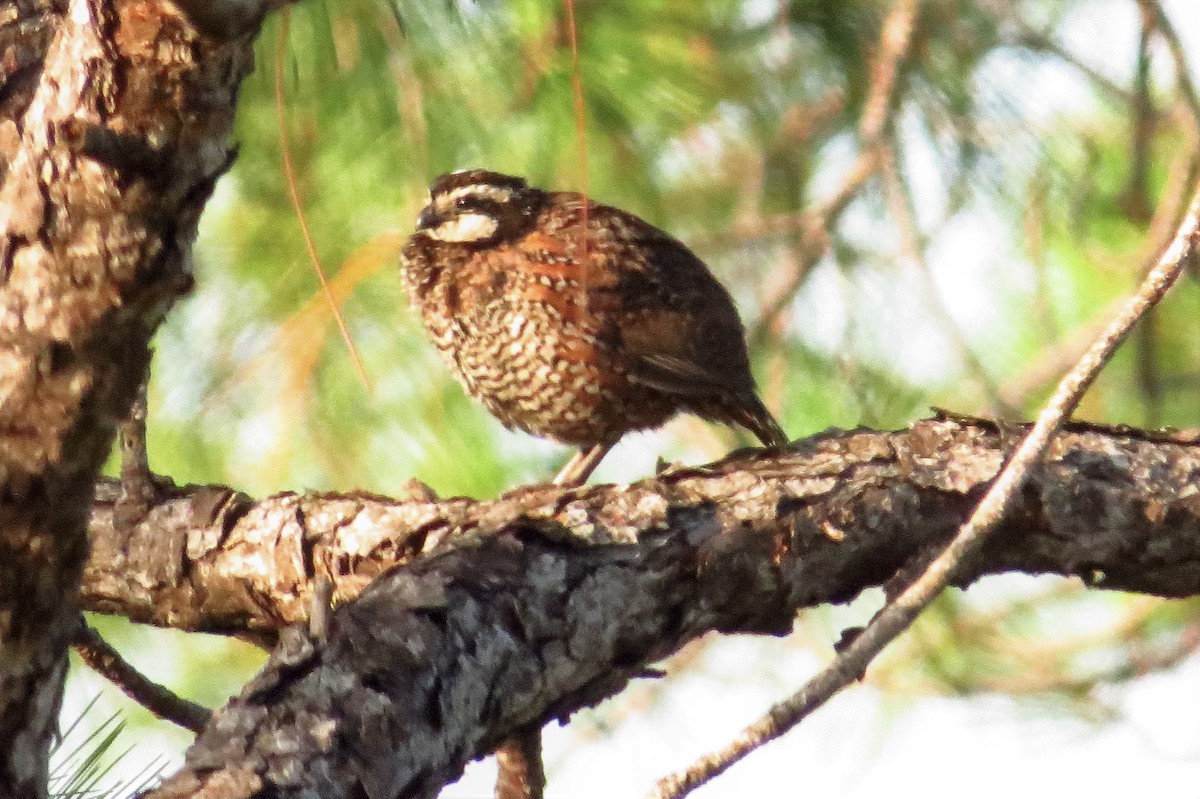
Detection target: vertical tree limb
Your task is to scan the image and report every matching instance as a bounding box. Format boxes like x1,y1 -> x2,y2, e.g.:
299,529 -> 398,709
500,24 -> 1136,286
0,2 -> 276,794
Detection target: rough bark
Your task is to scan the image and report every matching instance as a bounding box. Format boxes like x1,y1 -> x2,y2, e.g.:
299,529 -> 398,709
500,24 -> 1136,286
84,420 -> 1200,638
111,418 -> 1200,798
0,2 -> 268,795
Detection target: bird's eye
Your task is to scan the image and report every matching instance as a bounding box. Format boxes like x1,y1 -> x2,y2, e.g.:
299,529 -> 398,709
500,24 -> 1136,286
455,197 -> 473,209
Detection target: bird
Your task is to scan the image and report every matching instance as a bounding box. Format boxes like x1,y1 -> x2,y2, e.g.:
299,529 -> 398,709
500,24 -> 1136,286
399,169 -> 787,486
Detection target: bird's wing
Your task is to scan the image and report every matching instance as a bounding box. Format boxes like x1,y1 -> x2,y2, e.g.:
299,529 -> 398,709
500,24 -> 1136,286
619,310 -> 733,397
551,201 -> 756,400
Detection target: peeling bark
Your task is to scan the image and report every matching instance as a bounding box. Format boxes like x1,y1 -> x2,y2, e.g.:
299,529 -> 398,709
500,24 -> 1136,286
85,420 -> 1200,640
105,418 -> 1200,798
0,2 -> 269,795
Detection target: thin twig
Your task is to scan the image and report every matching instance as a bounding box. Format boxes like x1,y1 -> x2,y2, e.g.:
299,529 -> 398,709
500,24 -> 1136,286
875,592 -> 1183,696
1129,0 -> 1161,425
999,300 -> 1115,410
564,0 -> 590,324
273,10 -> 372,393
72,620 -> 211,735
992,6 -> 1133,107
749,147 -> 880,344
879,143 -> 1012,416
648,184 -> 1200,799
750,0 -> 917,343
1147,0 -> 1200,126
859,0 -> 918,143
1023,169 -> 1061,344
1122,0 -> 1155,224
998,123 -> 1200,411
1147,0 -> 1200,284
926,620 -> 1200,698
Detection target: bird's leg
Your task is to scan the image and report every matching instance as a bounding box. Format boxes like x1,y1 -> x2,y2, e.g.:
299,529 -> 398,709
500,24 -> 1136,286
552,441 -> 614,487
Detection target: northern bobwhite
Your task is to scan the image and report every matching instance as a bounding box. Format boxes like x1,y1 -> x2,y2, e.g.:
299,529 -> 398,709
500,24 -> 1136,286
400,169 -> 787,485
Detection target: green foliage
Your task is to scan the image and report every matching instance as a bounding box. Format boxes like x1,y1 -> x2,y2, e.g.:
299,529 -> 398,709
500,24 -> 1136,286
50,697 -> 166,799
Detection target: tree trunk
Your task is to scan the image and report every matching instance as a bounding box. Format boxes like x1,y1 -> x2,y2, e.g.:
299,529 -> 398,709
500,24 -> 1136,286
0,2 -> 270,795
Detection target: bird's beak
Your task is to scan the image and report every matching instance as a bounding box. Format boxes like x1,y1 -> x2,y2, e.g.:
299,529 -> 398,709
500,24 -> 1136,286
416,205 -> 441,231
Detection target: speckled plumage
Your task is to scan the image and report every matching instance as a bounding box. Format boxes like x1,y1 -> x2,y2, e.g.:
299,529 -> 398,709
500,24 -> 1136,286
400,169 -> 786,475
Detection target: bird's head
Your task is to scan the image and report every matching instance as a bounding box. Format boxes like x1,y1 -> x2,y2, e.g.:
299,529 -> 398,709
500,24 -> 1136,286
413,169 -> 541,246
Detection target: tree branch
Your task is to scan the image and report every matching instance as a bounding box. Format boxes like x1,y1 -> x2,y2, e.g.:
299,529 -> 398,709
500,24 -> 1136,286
105,417 -> 1200,798
83,420 -> 1200,640
72,619 -> 211,734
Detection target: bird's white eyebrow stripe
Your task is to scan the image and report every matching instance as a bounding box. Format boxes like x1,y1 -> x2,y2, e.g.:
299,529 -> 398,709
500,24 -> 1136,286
443,184 -> 515,204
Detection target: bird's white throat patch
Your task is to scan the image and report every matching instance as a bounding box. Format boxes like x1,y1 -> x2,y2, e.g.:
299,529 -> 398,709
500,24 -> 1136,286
425,212 -> 499,243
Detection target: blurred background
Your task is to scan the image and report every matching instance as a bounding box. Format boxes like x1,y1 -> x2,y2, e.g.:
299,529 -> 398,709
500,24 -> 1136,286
63,0 -> 1200,796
